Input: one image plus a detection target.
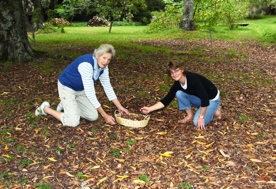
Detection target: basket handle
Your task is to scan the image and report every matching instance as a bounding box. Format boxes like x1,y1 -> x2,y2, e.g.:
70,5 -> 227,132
114,109 -> 120,115
143,115 -> 150,120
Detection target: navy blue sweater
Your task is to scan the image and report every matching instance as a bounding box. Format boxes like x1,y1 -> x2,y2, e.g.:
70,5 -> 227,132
58,54 -> 103,91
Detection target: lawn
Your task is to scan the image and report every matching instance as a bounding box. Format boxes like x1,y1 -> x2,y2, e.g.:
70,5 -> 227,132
0,16 -> 275,188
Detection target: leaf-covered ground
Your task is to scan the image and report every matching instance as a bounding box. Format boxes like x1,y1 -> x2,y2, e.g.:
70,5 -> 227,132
0,39 -> 275,189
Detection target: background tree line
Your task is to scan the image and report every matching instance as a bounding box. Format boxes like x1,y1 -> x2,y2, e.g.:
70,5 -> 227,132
31,0 -> 276,31
0,0 -> 275,63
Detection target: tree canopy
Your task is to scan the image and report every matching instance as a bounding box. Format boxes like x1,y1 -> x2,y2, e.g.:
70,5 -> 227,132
92,0 -> 147,32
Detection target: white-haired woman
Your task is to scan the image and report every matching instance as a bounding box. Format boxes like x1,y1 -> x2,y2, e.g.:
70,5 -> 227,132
35,44 -> 129,127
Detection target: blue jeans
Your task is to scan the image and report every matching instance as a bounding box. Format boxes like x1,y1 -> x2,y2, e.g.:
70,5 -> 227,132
176,90 -> 220,126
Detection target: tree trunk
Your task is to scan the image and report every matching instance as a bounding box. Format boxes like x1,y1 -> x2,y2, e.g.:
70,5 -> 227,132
109,21 -> 114,33
0,0 -> 36,64
180,0 -> 196,30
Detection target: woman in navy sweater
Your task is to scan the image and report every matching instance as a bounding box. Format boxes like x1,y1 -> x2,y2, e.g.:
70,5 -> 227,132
141,61 -> 221,130
35,44 -> 129,127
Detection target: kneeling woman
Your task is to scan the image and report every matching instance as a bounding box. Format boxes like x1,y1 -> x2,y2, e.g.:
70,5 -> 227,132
140,61 -> 221,130
35,44 -> 129,127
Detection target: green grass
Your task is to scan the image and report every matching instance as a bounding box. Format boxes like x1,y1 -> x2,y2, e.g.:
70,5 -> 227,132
210,15 -> 276,43
33,16 -> 275,56
30,15 -> 276,128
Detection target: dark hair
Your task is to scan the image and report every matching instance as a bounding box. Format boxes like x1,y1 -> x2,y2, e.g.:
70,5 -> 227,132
167,61 -> 186,76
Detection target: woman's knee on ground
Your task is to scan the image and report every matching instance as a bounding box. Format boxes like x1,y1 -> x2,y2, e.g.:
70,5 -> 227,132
61,114 -> 80,127
64,120 -> 80,127
82,111 -> 98,121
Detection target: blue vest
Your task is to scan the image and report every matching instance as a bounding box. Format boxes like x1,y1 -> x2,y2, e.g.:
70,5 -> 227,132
58,54 -> 104,91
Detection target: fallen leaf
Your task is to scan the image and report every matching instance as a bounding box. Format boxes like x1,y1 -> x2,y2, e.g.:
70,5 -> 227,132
133,179 -> 145,184
225,161 -> 236,166
156,132 -> 167,135
160,151 -> 173,157
48,157 -> 57,162
219,149 -> 230,158
2,154 -> 11,158
169,182 -> 174,188
91,165 -> 100,169
205,142 -> 215,147
97,177 -> 107,185
115,158 -> 125,162
116,175 -> 129,179
185,151 -> 193,159
65,172 -> 74,177
250,158 -> 262,162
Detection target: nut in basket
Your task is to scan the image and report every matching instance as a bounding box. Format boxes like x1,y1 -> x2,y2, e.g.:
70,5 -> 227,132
114,110 -> 150,128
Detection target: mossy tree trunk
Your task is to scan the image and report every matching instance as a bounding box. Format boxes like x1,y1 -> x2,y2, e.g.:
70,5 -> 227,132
180,0 -> 196,31
0,0 -> 36,64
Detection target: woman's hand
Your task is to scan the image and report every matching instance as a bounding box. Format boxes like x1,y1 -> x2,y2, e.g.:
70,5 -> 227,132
118,107 -> 129,115
140,107 -> 151,114
104,114 -> 116,125
197,118 -> 206,130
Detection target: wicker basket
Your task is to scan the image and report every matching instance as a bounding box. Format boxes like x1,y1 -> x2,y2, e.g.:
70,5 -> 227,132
114,110 -> 150,128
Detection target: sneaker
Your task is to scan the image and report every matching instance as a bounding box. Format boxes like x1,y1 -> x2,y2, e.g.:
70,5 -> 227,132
35,101 -> 50,116
56,102 -> 63,112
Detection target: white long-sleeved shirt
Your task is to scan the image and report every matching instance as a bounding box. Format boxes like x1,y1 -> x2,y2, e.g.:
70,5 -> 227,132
78,58 -> 117,109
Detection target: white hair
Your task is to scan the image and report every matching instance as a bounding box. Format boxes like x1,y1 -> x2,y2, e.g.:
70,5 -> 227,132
93,44 -> 115,57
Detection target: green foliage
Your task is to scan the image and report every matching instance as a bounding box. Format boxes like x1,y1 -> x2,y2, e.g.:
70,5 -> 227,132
0,128 -> 12,137
263,29 -> 276,41
91,126 -> 99,132
113,21 -> 143,26
201,164 -> 209,171
147,0 -> 182,32
194,0 -> 221,29
18,159 -> 32,168
55,0 -> 92,22
0,172 -> 13,180
126,139 -> 137,146
248,0 -> 276,18
220,92 -> 227,97
93,0 -> 147,27
238,113 -> 250,122
195,0 -> 249,30
256,133 -> 265,140
35,183 -> 51,189
56,147 -> 65,155
18,177 -> 27,186
179,181 -> 193,189
227,49 -> 239,58
16,144 -> 26,155
0,172 -> 13,188
68,142 -> 76,148
25,112 -> 37,124
37,25 -> 58,34
109,148 -> 121,157
76,172 -> 87,179
247,163 -> 253,169
40,126 -> 50,137
139,174 -> 150,182
220,0 -> 248,29
123,148 -> 131,154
